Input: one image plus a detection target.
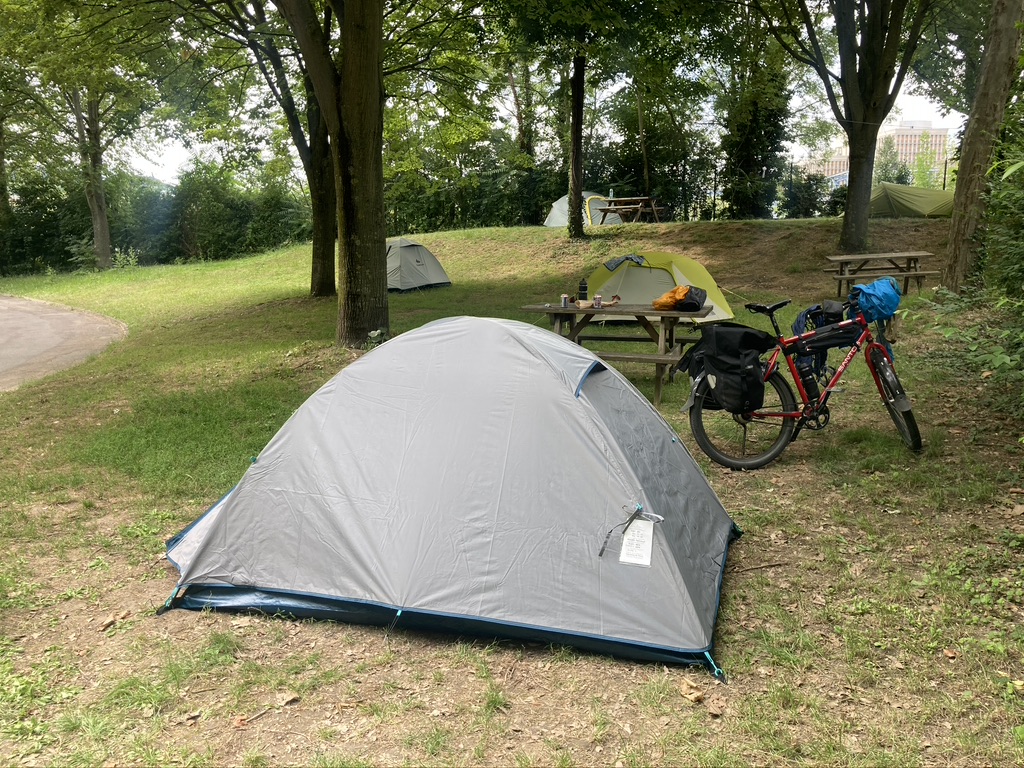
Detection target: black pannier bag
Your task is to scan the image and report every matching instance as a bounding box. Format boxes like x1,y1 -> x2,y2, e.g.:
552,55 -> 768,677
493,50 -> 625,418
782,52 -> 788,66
701,324 -> 777,414
678,321 -> 766,411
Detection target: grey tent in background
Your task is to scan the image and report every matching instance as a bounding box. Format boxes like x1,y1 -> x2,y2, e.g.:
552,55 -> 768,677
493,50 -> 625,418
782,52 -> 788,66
162,317 -> 739,676
544,192 -> 623,227
869,182 -> 954,218
387,237 -> 451,292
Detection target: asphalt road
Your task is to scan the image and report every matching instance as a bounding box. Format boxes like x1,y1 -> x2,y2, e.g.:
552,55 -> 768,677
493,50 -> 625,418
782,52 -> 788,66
0,295 -> 127,391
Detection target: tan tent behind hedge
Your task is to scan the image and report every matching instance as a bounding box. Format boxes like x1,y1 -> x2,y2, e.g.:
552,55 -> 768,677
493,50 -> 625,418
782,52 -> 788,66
869,182 -> 954,218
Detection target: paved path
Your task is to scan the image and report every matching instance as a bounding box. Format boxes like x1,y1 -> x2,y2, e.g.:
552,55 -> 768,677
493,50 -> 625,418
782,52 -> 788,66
0,295 -> 128,391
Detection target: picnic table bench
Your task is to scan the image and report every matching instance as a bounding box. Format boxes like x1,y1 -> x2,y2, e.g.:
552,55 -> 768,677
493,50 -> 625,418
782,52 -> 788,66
823,251 -> 939,297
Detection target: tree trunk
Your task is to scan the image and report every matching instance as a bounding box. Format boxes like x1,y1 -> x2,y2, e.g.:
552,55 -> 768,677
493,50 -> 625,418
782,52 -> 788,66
840,124 -> 881,252
277,0 -> 387,346
335,0 -> 387,345
306,83 -> 337,298
944,0 -> 1024,292
0,119 -> 11,219
246,3 -> 337,298
70,89 -> 112,270
636,86 -> 650,196
567,50 -> 586,240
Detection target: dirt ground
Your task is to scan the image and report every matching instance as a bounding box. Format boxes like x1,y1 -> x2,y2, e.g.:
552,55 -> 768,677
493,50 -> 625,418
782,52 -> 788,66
4,220 -> 1023,766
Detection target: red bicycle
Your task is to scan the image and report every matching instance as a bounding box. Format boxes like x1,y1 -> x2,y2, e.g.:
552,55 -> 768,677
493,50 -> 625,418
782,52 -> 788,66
687,295 -> 922,470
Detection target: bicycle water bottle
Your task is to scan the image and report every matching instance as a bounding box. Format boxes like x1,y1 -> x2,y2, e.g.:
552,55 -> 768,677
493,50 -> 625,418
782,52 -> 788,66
797,362 -> 820,400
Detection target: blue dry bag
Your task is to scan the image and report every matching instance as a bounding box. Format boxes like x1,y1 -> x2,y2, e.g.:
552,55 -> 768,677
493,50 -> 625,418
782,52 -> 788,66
851,277 -> 901,323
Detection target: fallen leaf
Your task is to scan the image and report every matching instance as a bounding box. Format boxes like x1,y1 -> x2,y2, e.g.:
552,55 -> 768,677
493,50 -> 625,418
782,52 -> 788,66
679,677 -> 705,704
232,715 -> 248,729
706,696 -> 726,717
277,692 -> 300,707
943,649 -> 960,661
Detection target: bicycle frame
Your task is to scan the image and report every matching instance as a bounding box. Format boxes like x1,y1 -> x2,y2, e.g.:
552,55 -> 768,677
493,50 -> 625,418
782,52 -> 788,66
756,316 -> 892,420
686,296 -> 921,470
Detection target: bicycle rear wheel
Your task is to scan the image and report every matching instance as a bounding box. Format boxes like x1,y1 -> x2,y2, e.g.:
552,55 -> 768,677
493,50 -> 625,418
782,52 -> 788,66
688,370 -> 798,470
869,348 -> 922,452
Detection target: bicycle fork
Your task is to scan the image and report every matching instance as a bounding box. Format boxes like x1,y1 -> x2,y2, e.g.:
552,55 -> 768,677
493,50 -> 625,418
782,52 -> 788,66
865,344 -> 914,412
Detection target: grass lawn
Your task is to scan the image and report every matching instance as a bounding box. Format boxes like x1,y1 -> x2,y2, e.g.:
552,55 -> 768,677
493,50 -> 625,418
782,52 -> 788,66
1,218 -> 1022,766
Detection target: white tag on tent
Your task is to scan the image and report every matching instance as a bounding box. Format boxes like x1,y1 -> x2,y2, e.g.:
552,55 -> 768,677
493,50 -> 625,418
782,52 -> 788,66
619,519 -> 654,567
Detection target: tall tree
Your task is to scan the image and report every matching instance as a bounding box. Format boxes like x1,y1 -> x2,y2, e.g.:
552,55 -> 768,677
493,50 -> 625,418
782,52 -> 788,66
910,0 -> 992,116
276,0 -> 388,346
716,20 -> 791,219
944,0 -> 1024,292
4,1 -> 171,269
493,0 -> 702,238
597,44 -> 716,218
752,0 -> 938,251
165,0 -> 337,297
911,130 -> 941,188
874,135 -> 912,185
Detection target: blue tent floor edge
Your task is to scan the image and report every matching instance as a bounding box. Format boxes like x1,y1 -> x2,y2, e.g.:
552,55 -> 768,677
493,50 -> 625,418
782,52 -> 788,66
159,585 -> 727,675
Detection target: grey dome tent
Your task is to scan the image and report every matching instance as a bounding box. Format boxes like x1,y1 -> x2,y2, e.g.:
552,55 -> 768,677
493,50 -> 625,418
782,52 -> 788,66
387,237 -> 451,291
544,192 -> 623,227
162,317 -> 739,675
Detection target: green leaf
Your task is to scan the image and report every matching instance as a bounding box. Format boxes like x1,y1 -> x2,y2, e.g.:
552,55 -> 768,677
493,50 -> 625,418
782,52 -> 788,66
1000,160 -> 1024,181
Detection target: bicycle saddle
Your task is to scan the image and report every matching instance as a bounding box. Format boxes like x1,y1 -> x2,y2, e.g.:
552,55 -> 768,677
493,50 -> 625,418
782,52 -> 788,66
745,300 -> 791,316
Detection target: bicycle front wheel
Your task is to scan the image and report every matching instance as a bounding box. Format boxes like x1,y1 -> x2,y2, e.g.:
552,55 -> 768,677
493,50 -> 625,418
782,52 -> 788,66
688,370 -> 798,470
869,349 -> 923,452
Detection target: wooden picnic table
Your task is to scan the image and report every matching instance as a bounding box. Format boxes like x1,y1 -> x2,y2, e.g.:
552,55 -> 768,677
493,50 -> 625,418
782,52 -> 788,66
596,196 -> 666,224
823,251 -> 939,297
521,302 -> 711,406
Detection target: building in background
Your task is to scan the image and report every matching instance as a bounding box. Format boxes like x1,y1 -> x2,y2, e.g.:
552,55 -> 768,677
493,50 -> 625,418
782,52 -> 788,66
806,120 -> 951,189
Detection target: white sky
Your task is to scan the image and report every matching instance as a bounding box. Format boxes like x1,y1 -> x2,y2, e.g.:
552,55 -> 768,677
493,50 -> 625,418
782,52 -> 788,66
129,89 -> 968,186
130,140 -> 190,185
889,91 -> 966,133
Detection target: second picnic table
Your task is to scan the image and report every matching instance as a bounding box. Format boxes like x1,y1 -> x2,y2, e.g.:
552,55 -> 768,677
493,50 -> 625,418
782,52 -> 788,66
824,251 -> 938,297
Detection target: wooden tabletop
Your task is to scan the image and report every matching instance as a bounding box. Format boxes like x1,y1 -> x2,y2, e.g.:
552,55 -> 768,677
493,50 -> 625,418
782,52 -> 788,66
522,303 -> 711,319
600,196 -> 653,205
824,251 -> 931,263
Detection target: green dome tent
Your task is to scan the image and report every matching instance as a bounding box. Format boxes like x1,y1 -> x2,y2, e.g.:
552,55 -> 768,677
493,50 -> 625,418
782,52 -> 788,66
869,182 -> 953,218
587,252 -> 734,323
